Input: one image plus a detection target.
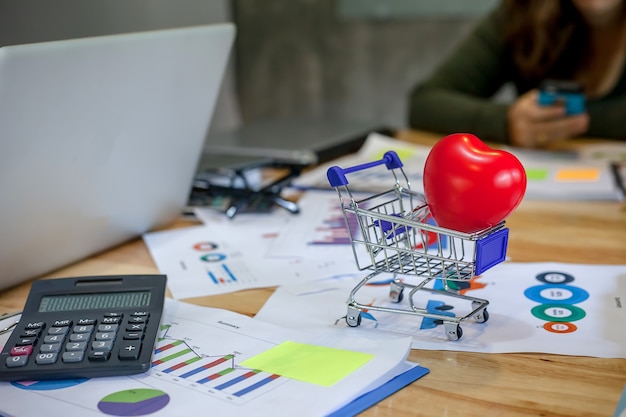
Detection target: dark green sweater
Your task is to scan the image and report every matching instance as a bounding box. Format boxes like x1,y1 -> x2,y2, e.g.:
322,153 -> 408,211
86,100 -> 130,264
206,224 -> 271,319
408,9 -> 626,143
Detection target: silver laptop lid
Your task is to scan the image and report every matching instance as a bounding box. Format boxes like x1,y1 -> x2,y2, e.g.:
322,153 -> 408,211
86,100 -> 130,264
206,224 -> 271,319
0,24 -> 235,290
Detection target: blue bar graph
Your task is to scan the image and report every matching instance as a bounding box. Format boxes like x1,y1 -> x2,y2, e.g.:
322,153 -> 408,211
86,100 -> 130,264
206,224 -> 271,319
233,374 -> 280,397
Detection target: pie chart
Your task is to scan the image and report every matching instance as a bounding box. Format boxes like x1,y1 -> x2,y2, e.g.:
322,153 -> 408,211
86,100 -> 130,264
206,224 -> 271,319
11,378 -> 88,391
98,388 -> 170,416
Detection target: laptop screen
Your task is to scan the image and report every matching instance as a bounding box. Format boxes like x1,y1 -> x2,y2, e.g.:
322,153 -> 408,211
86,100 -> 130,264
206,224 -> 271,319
0,24 -> 235,290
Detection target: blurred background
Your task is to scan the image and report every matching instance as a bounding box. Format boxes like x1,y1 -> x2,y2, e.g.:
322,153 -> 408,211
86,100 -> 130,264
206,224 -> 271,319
0,0 -> 499,135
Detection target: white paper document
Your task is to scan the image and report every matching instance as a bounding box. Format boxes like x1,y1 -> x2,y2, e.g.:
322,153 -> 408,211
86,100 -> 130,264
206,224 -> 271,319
0,300 -> 415,417
143,222 -> 355,299
292,132 -> 623,201
504,147 -> 624,201
255,262 -> 626,358
291,132 -> 429,193
265,189 -> 362,259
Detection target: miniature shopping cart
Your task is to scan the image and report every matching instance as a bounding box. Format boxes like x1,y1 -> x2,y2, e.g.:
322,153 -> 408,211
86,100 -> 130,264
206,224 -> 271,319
326,151 -> 509,340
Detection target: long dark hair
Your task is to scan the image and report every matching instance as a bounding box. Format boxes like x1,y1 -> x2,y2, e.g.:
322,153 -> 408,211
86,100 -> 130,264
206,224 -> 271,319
502,0 -> 588,82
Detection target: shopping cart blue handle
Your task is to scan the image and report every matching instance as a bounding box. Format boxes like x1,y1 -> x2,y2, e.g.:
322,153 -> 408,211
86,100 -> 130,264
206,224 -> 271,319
327,150 -> 403,187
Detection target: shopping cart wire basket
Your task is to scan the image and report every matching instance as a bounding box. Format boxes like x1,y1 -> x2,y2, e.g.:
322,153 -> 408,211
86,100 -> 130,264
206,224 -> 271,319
327,150 -> 509,340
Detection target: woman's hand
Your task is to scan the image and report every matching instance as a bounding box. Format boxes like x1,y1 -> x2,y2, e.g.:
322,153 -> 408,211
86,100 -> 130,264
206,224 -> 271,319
507,89 -> 589,148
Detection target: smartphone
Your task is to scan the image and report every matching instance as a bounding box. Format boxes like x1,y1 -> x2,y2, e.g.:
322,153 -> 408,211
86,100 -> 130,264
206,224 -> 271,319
537,80 -> 586,115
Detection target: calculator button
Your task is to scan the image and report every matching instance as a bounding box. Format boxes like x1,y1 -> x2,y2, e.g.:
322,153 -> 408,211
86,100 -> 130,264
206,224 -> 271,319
95,332 -> 115,341
35,353 -> 58,365
10,345 -> 33,356
52,319 -> 72,327
6,355 -> 29,368
77,318 -> 96,325
62,351 -> 84,363
20,329 -> 42,337
131,311 -> 149,317
15,337 -> 38,346
128,316 -> 147,324
122,332 -> 143,340
73,325 -> 94,334
118,342 -> 142,360
92,340 -> 114,351
126,323 -> 146,332
48,326 -> 69,335
43,334 -> 65,344
69,333 -> 90,342
25,321 -> 45,330
104,312 -> 123,318
97,324 -> 119,332
88,350 -> 111,361
5,356 -> 28,368
65,341 -> 88,351
40,343 -> 62,353
101,317 -> 122,324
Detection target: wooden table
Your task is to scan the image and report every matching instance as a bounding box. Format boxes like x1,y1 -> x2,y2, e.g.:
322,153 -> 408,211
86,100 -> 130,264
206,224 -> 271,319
1,130 -> 625,417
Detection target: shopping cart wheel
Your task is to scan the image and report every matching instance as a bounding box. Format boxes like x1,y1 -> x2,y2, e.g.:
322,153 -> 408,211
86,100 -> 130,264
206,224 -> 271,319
474,308 -> 489,323
472,301 -> 490,323
389,282 -> 404,303
345,306 -> 362,327
444,322 -> 463,341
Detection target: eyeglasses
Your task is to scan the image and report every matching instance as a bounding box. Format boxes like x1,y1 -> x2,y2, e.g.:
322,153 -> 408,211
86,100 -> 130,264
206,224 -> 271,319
0,311 -> 21,336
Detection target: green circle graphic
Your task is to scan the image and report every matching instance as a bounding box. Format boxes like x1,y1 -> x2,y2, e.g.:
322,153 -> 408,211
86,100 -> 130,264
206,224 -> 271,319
531,304 -> 586,322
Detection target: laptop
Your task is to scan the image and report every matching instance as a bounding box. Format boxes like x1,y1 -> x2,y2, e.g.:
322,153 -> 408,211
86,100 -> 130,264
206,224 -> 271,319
0,23 -> 235,290
201,117 -> 392,167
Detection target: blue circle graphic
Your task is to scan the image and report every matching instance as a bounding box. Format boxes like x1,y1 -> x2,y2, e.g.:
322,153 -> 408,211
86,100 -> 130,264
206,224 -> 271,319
524,284 -> 589,305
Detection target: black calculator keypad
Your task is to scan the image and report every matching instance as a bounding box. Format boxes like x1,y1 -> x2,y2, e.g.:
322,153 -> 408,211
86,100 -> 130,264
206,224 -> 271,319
4,312 -> 151,370
0,274 -> 167,381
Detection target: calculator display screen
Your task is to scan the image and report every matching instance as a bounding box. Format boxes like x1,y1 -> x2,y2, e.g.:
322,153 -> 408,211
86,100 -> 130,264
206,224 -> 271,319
38,291 -> 151,312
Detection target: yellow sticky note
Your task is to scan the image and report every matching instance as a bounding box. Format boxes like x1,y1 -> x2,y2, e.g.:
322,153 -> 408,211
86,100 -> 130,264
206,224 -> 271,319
375,149 -> 415,162
556,168 -> 600,181
240,341 -> 374,387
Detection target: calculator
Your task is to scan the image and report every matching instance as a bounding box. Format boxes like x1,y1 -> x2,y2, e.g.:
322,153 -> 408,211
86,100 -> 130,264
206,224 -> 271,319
0,274 -> 167,381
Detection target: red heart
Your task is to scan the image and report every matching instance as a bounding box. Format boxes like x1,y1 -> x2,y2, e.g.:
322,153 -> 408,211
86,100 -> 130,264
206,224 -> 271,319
423,133 -> 526,233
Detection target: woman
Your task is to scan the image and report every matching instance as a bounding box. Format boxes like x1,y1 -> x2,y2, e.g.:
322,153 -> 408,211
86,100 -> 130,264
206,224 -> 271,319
408,0 -> 626,147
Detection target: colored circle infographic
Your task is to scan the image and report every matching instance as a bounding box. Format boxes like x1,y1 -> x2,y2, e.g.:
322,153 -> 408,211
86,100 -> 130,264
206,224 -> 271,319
98,388 -> 170,416
200,253 -> 227,262
525,271 -> 588,333
524,285 -> 589,305
543,322 -> 578,334
531,304 -> 586,322
535,271 -> 574,284
193,242 -> 218,251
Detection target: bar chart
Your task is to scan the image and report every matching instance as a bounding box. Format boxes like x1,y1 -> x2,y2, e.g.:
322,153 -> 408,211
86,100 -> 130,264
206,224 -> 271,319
149,325 -> 287,404
309,209 -> 357,245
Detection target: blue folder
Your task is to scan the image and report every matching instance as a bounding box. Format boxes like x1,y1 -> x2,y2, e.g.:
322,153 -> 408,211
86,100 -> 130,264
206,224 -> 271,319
327,364 -> 430,417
